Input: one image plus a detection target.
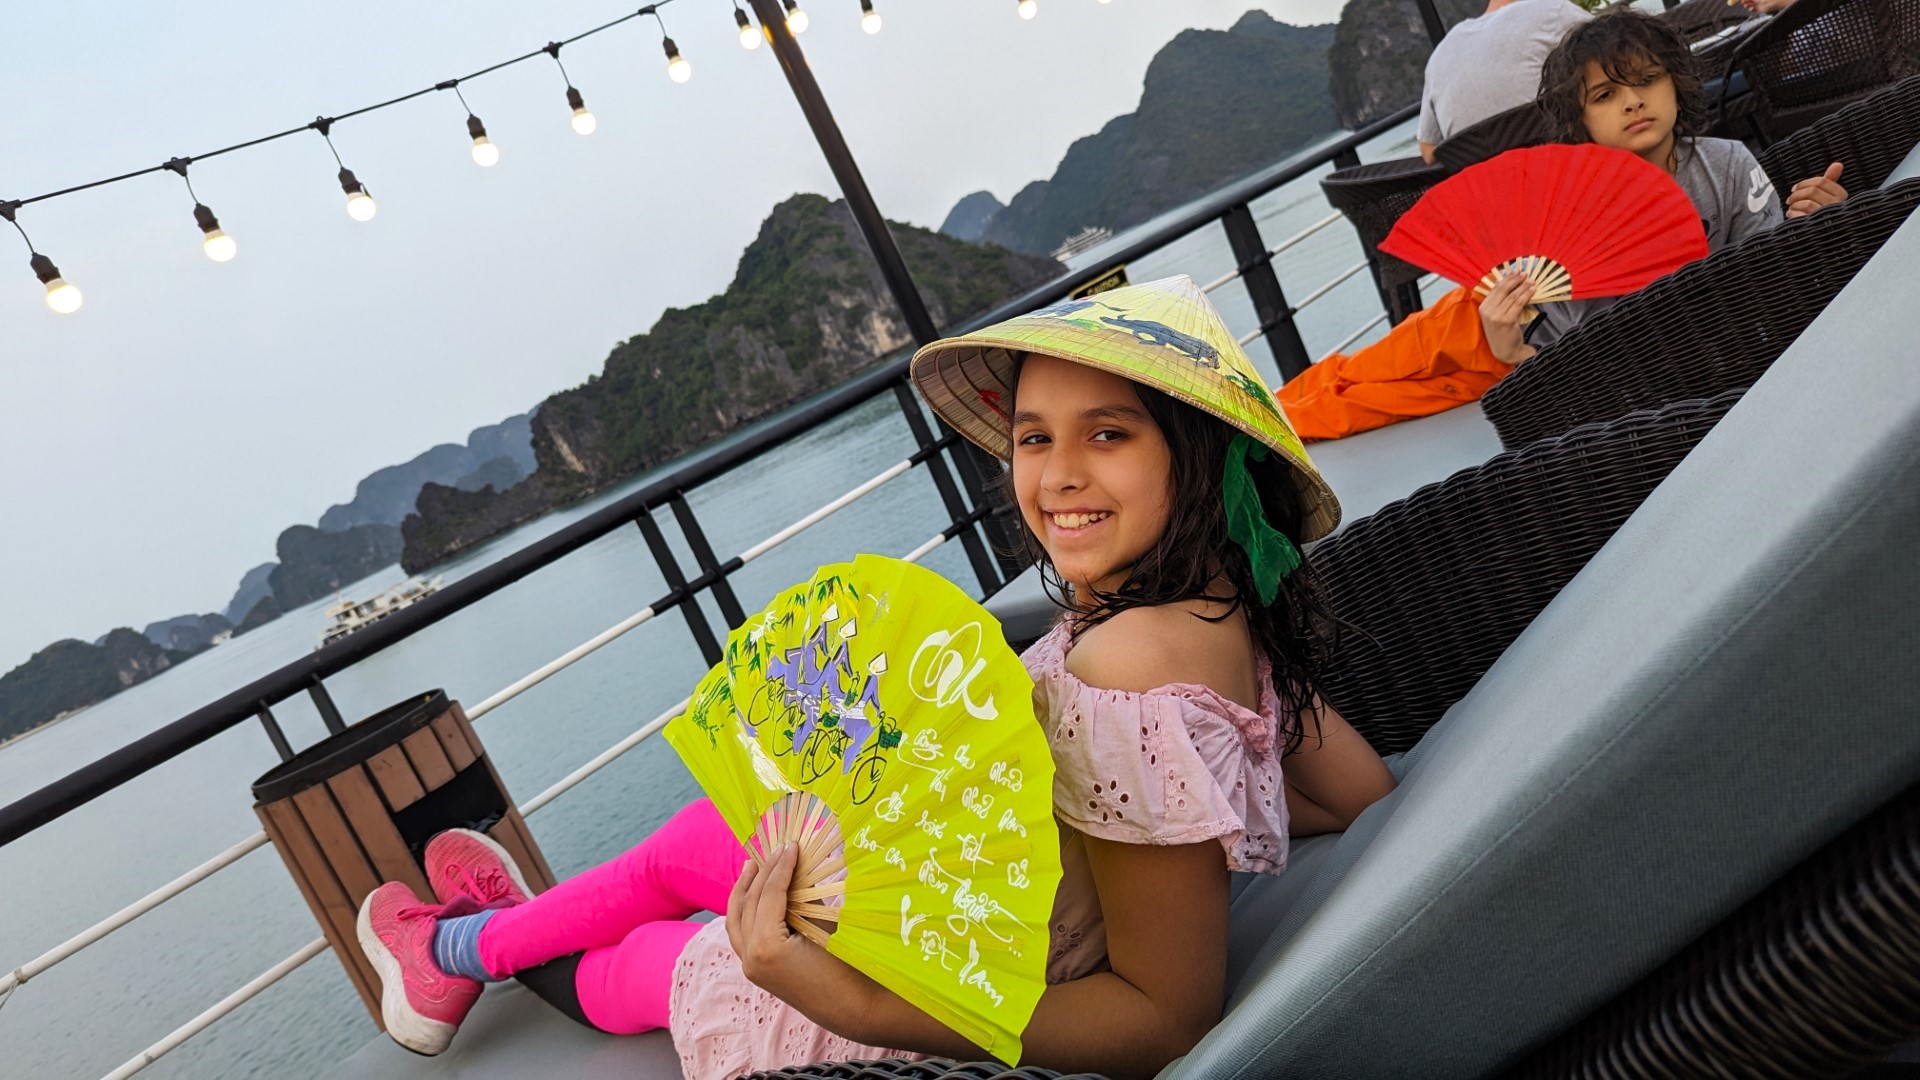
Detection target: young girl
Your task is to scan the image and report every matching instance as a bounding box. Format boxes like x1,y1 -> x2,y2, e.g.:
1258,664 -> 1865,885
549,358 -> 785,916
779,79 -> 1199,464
1279,8 -> 1849,439
357,276 -> 1396,1079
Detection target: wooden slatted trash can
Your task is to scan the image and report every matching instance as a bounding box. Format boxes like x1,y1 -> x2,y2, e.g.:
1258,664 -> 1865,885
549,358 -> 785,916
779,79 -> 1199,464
251,690 -> 557,1028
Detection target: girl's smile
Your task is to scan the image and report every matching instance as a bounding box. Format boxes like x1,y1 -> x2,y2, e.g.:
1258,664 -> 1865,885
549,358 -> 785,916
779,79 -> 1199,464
1011,354 -> 1173,599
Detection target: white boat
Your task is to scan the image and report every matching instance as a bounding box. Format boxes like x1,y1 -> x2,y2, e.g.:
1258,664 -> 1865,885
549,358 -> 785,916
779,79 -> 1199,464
316,576 -> 444,651
1050,225 -> 1113,262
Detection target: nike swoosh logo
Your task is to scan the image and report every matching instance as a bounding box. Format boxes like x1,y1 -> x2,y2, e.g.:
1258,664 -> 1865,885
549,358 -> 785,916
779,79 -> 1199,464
1748,166 -> 1775,213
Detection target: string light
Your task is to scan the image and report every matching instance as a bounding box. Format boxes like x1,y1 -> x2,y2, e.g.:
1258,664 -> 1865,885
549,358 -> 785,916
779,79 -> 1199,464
313,118 -> 378,222
735,4 -> 762,49
0,203 -> 82,314
545,42 -> 597,135
783,0 -> 810,35
861,0 -> 883,34
650,7 -> 692,83
1018,0 -> 1039,20
442,83 -> 500,167
163,159 -> 237,262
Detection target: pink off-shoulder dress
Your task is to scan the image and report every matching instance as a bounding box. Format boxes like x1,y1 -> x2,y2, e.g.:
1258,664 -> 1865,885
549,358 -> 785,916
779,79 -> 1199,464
667,619 -> 1292,1079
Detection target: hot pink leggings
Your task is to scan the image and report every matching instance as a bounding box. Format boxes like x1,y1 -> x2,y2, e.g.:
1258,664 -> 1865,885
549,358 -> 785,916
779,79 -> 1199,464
475,799 -> 747,1034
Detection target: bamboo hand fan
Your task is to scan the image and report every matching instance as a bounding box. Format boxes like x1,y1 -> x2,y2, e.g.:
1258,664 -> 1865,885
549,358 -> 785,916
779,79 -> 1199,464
663,554 -> 1060,1064
1380,144 -> 1709,305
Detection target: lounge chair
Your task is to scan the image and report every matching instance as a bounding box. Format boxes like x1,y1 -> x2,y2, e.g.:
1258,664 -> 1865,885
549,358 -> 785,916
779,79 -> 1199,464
1320,157 -> 1449,325
1432,101 -> 1554,175
1477,177 -> 1920,450
1713,0 -> 1920,145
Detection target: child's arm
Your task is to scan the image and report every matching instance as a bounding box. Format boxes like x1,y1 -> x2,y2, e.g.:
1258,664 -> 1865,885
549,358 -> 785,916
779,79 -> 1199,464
731,834 -> 1234,1079
1283,698 -> 1396,835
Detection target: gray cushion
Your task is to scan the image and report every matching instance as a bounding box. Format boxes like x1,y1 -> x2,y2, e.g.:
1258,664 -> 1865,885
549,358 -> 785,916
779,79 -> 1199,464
1169,209 -> 1920,1077
1885,139 -> 1920,188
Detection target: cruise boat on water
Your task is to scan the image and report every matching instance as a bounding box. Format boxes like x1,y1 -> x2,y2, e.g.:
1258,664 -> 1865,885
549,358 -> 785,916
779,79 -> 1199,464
1050,225 -> 1113,262
316,577 -> 445,652
5,1 -> 1920,1078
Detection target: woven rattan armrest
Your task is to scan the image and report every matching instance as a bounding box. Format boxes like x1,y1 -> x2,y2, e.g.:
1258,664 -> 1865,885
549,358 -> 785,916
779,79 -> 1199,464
1758,74 -> 1920,192
1320,157 -> 1450,292
1509,775 -> 1920,1078
1309,391 -> 1743,757
1478,177 -> 1920,451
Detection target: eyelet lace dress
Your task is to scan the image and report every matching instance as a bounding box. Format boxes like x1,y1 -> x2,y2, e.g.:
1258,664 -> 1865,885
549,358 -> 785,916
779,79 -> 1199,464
667,618 -> 1292,1079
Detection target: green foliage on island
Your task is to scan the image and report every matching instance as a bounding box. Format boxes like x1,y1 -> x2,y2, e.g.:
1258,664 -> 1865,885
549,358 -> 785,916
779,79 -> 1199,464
268,523 -> 406,610
402,193 -> 1060,571
0,630 -> 193,744
965,12 -> 1340,257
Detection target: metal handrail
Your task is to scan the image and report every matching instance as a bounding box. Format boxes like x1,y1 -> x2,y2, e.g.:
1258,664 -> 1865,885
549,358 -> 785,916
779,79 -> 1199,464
89,519 -> 976,1079
1201,210 -> 1347,295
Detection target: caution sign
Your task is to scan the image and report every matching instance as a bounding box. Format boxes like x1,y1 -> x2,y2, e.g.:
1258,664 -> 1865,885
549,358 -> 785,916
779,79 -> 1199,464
1071,265 -> 1129,299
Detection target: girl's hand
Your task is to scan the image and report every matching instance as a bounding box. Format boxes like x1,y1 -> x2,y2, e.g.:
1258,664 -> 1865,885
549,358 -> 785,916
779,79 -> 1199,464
1477,271 -> 1538,366
726,844 -> 848,1012
1786,162 -> 1847,219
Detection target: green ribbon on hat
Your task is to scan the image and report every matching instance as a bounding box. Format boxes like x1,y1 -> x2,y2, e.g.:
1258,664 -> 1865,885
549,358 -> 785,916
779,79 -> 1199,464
1223,434 -> 1303,606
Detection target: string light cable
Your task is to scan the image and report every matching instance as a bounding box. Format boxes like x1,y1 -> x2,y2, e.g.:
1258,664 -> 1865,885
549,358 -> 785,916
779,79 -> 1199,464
0,2 -> 687,311
0,0 -> 1080,316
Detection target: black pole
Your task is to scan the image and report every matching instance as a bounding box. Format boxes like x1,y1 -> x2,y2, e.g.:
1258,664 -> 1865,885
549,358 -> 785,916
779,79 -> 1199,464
1413,0 -> 1448,46
747,0 -> 938,345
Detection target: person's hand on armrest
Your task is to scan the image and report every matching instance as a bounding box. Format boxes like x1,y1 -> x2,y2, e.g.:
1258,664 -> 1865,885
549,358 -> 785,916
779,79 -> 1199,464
1786,162 -> 1848,219
1477,270 -> 1538,366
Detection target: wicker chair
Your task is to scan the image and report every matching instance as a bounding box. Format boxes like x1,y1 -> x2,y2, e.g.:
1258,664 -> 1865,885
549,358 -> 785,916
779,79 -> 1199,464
1320,157 -> 1450,324
1308,392 -> 1742,757
1510,773 -> 1920,1078
1757,74 -> 1920,191
1432,101 -> 1555,174
1717,0 -> 1920,144
1661,0 -> 1756,44
1478,177 -> 1920,450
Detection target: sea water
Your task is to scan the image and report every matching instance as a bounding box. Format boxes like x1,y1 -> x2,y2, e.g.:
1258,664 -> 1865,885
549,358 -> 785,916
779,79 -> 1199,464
0,120 -> 1426,1080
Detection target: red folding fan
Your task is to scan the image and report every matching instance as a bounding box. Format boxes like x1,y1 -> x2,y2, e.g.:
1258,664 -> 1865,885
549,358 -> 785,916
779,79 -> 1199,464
1379,144 -> 1709,304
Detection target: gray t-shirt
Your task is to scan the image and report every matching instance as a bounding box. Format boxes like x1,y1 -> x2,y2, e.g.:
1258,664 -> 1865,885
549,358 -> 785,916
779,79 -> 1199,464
1530,138 -> 1783,349
1418,0 -> 1592,146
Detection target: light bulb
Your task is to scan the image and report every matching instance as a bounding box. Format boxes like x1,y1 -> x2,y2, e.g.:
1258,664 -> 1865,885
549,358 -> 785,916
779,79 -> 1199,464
861,0 -> 882,33
1019,0 -> 1038,17
565,87 -> 595,135
1099,0 -> 1112,4
30,254 -> 81,314
45,279 -> 82,313
663,37 -> 692,83
736,8 -> 761,49
346,191 -> 377,221
202,230 -> 238,263
785,1 -> 809,34
466,115 -> 499,167
193,204 -> 237,263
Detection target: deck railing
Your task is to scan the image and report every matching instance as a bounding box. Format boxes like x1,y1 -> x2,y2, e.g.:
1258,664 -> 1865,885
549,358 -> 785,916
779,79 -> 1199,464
0,100 -> 1423,1079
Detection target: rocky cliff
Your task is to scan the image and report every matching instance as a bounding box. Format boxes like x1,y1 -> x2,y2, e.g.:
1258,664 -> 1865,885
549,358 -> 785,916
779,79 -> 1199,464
939,192 -> 1005,243
1326,0 -> 1480,129
268,523 -> 406,609
400,193 -> 1059,571
223,562 -> 276,624
0,630 -> 193,743
960,11 -> 1339,257
141,613 -> 233,653
317,412 -> 536,531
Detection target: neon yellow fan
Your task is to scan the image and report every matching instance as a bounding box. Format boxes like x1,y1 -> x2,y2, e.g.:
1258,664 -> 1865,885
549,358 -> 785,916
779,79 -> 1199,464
663,554 -> 1061,1064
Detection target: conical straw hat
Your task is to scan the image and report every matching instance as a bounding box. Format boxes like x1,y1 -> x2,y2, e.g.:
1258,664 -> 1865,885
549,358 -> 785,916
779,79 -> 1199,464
911,274 -> 1340,542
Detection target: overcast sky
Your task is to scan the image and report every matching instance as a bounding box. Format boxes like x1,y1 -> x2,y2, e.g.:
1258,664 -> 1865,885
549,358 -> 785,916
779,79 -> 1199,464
0,0 -> 1349,672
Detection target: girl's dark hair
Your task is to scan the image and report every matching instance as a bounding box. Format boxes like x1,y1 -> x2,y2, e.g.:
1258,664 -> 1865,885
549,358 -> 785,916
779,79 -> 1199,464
1538,9 -> 1707,145
1004,360 -> 1336,752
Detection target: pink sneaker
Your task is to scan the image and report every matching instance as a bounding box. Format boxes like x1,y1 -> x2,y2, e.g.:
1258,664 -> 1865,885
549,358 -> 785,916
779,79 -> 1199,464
356,882 -> 481,1055
425,828 -> 532,909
